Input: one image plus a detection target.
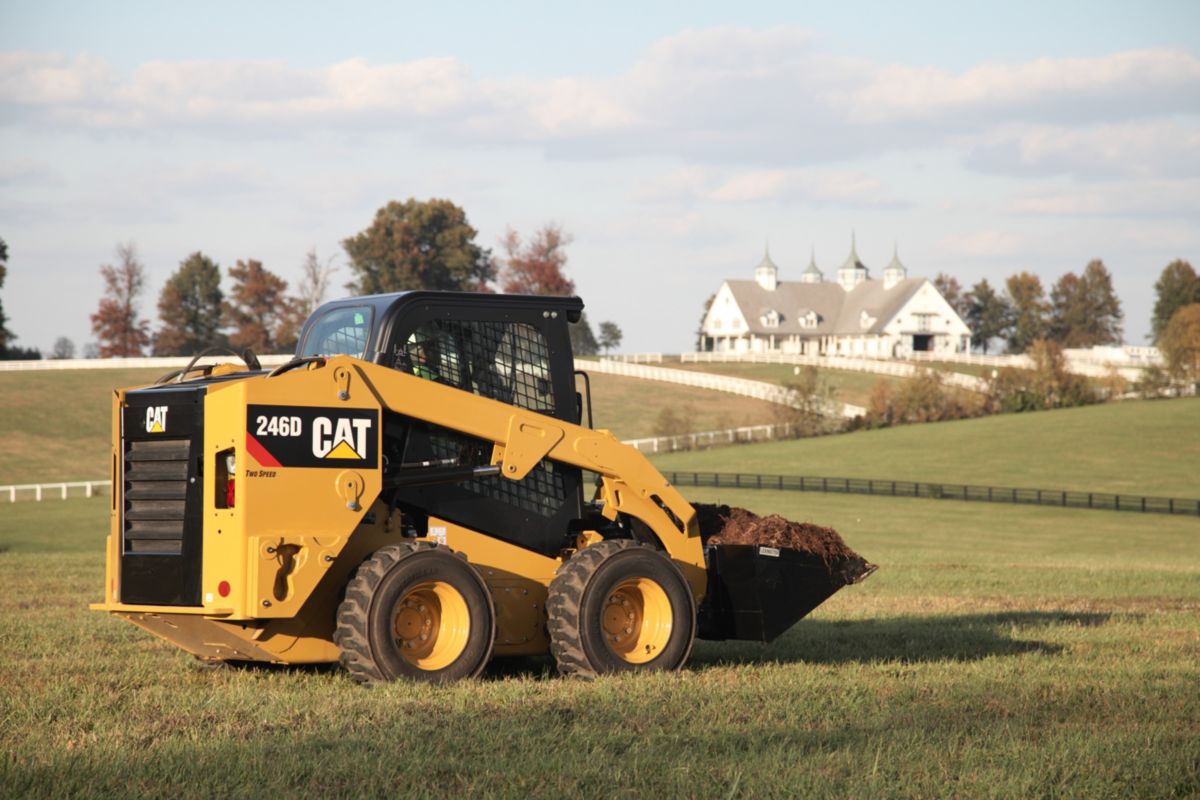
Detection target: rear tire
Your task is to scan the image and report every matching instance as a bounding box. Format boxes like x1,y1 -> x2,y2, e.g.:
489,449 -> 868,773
335,542 -> 496,684
547,540 -> 696,678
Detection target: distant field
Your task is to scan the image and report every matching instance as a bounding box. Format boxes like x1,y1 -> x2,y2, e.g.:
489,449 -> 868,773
671,361 -> 900,407
2,494 -> 1195,798
0,366 -> 780,484
652,397 -> 1200,498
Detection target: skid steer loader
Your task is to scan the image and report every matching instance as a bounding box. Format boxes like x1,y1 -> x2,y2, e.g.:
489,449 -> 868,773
92,291 -> 873,681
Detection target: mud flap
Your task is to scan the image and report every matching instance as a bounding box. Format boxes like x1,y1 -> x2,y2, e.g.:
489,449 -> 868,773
697,544 -> 876,642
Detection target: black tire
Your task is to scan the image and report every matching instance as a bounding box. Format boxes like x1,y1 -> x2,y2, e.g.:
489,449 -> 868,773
547,540 -> 696,678
335,542 -> 496,684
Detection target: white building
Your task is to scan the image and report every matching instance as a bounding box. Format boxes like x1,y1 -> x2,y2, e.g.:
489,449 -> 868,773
699,238 -> 972,358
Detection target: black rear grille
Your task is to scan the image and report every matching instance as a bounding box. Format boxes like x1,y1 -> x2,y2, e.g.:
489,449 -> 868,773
124,439 -> 190,555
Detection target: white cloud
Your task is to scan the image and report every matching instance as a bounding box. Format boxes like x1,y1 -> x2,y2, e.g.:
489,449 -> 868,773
967,120 -> 1200,180
1010,179 -> 1200,218
2,32 -> 1198,180
936,230 -> 1023,259
638,165 -> 899,208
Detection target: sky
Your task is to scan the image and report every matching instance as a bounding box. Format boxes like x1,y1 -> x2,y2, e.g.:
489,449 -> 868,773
2,0 -> 1198,354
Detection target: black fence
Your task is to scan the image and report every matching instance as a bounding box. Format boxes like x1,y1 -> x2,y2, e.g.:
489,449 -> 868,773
662,471 -> 1200,517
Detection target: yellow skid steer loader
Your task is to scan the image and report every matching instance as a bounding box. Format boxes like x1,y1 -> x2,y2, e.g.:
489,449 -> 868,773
92,292 -> 872,681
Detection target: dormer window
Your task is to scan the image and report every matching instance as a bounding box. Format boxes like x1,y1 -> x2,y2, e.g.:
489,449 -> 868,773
860,310 -> 877,329
761,309 -> 781,328
798,309 -> 819,329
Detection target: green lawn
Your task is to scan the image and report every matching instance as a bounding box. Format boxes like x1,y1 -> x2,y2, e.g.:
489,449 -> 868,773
652,397 -> 1200,498
1,495 -> 1196,798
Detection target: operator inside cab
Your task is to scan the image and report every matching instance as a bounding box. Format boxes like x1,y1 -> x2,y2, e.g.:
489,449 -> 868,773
405,331 -> 444,383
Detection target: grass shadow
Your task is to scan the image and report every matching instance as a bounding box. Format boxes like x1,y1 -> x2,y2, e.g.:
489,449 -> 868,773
689,610 -> 1114,668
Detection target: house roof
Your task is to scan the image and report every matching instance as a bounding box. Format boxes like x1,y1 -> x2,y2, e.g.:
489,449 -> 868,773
724,276 -> 926,335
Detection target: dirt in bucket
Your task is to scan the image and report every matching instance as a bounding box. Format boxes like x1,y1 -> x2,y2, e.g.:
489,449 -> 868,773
694,503 -> 872,579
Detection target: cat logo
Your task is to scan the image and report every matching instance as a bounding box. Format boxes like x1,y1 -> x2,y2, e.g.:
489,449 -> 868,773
145,406 -> 168,434
312,417 -> 373,460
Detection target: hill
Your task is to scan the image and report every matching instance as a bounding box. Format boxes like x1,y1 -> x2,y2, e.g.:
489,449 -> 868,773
651,397 -> 1200,498
0,366 -> 781,484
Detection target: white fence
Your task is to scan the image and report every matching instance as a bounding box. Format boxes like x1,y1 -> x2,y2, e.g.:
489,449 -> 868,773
600,353 -> 664,364
681,351 -> 988,392
580,357 -> 865,417
3,480 -> 110,502
623,423 -> 797,454
0,354 -> 295,372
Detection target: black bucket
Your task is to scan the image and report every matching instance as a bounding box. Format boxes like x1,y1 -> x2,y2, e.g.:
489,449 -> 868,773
697,544 -> 876,642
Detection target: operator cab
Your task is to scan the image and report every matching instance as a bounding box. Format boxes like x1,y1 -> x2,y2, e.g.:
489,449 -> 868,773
297,291 -> 590,557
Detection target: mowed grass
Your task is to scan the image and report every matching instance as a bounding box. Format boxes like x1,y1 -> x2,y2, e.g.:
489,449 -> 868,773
1,495 -> 1197,798
0,367 -> 780,484
652,397 -> 1200,498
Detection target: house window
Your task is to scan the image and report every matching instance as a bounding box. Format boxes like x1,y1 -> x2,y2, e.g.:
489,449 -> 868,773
915,313 -> 934,332
761,309 -> 780,328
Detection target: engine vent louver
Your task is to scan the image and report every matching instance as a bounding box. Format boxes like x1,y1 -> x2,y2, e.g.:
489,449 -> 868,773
123,438 -> 191,555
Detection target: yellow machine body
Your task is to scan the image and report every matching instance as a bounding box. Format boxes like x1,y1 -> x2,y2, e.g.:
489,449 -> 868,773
93,357 -> 705,664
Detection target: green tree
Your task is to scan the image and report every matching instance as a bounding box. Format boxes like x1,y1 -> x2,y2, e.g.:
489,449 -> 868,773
1151,260 -> 1200,344
1160,303 -> 1200,389
1050,260 -> 1123,347
774,366 -> 839,437
498,223 -> 574,295
90,242 -> 152,357
696,293 -> 715,351
1004,272 -> 1050,354
223,259 -> 294,354
598,321 -> 623,355
154,252 -> 224,356
964,279 -> 1010,354
569,312 -> 599,356
342,198 -> 494,294
0,236 -> 11,350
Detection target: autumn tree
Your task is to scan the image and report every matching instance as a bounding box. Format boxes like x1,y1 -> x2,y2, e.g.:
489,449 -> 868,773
933,273 -> 969,319
498,224 -> 575,296
343,198 -> 494,294
223,259 -> 294,354
1160,303 -> 1200,389
598,321 -> 623,355
1151,260 -> 1200,344
1004,272 -> 1050,353
154,252 -> 224,356
90,242 -> 152,357
964,279 -> 1010,354
1049,259 -> 1123,347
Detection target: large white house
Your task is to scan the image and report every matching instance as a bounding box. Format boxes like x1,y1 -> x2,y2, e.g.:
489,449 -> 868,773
699,238 -> 972,358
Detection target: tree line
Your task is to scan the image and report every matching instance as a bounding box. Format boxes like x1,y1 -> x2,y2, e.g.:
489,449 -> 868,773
0,199 -> 623,360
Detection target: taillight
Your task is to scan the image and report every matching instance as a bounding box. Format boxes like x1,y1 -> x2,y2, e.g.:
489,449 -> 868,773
225,452 -> 236,508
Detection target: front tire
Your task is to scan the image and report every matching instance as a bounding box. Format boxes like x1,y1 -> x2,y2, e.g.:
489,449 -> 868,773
547,540 -> 696,678
335,542 -> 495,684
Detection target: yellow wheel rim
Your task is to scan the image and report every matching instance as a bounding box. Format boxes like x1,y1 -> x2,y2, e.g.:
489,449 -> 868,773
601,577 -> 673,664
392,581 -> 470,671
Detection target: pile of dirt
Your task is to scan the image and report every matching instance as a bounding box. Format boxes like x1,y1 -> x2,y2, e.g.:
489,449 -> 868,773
694,503 -> 873,580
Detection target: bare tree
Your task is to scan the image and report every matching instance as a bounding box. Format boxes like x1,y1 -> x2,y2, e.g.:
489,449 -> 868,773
278,248 -> 339,351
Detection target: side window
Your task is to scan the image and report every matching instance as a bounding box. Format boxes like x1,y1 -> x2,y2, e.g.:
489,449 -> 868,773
393,319 -> 556,414
300,306 -> 373,358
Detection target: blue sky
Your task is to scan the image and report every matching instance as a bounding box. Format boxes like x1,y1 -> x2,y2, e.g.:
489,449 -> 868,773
2,0 -> 1198,353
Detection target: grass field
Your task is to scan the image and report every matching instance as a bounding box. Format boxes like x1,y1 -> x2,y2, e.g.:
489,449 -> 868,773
652,397 -> 1200,498
0,368 -> 780,484
1,494 -> 1196,798
672,361 -> 903,407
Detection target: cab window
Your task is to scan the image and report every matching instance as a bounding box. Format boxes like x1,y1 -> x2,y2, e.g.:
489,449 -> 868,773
300,306 -> 373,358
